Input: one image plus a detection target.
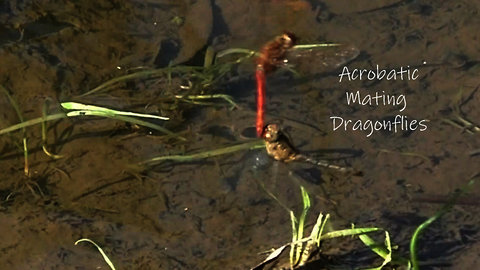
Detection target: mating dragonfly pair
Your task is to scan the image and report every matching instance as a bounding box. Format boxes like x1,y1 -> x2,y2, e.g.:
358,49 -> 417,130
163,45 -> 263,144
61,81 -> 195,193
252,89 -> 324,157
254,32 -> 360,172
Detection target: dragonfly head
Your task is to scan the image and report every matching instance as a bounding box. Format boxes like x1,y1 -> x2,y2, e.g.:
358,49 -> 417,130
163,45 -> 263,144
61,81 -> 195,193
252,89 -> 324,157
277,31 -> 297,50
262,123 -> 281,142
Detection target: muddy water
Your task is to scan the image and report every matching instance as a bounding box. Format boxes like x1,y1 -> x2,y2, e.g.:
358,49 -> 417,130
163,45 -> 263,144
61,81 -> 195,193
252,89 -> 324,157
1,0 -> 479,269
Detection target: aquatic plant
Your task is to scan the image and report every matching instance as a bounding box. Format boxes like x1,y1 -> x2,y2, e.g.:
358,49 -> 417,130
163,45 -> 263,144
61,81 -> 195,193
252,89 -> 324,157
75,238 -> 116,270
409,176 -> 478,270
0,100 -> 181,138
1,86 -> 29,176
252,186 -> 397,269
441,87 -> 480,134
136,139 -> 265,168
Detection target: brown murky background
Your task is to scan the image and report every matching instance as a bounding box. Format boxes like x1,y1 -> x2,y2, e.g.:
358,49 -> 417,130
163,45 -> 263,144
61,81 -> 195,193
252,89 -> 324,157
1,0 -> 480,269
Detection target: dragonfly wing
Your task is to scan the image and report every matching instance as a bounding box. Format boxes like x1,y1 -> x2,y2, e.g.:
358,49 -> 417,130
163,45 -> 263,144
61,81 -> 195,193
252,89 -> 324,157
315,44 -> 360,70
286,44 -> 360,75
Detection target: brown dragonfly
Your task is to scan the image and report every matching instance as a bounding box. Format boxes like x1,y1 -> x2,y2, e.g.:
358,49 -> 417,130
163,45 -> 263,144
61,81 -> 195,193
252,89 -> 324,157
261,123 -> 359,174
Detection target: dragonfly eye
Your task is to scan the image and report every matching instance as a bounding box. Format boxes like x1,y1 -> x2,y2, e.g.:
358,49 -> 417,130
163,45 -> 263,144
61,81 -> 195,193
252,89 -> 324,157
262,124 -> 280,142
280,36 -> 292,48
281,32 -> 297,48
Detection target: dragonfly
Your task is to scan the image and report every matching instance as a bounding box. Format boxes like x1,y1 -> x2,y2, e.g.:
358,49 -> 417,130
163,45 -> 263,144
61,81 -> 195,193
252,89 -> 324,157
254,32 -> 360,137
261,123 -> 357,174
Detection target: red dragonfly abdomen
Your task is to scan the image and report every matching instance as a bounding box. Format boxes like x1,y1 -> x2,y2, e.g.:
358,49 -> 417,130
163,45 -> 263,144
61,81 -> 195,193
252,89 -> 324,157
255,32 -> 297,137
255,66 -> 266,137
254,32 -> 359,138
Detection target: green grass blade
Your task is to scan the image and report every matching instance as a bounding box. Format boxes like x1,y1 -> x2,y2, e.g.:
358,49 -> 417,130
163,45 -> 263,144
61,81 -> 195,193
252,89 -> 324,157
62,101 -> 179,139
299,213 -> 329,266
359,233 -> 390,260
1,108 -> 180,140
79,66 -> 204,97
65,110 -> 183,140
215,48 -> 258,59
174,94 -> 238,110
410,215 -> 438,270
0,109 -> 182,142
61,102 -> 169,120
294,186 -> 311,264
292,43 -> 341,50
290,210 -> 298,268
410,177 -> 477,270
1,85 -> 24,123
359,232 -> 392,270
1,85 -> 29,175
75,238 -> 116,270
255,178 -> 292,213
321,227 -> 380,239
22,137 -> 29,176
312,213 -> 329,246
298,187 -> 311,239
42,99 -> 63,159
0,113 -> 68,135
137,140 -> 265,166
204,46 -> 215,68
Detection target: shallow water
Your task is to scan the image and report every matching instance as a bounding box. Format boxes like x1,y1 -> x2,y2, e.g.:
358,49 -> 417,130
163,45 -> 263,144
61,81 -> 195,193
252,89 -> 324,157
0,0 -> 480,269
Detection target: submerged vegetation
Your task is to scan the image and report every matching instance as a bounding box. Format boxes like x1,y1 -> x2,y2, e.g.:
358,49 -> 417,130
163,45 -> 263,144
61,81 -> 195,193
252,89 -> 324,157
74,180 -> 479,269
0,46 -> 255,174
0,43 -> 478,269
